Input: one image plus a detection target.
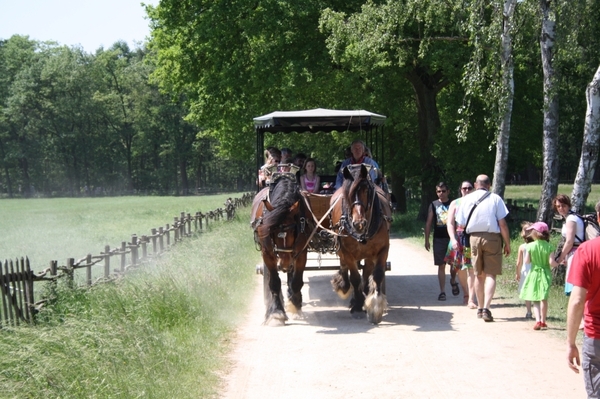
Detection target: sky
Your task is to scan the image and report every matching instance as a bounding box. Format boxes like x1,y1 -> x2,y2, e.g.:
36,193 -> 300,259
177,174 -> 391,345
0,0 -> 159,53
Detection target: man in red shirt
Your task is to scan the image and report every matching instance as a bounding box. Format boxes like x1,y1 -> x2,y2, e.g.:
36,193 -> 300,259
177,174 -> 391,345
566,200 -> 600,397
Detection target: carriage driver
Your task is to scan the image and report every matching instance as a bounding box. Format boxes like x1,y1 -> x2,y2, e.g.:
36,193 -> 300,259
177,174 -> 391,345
334,140 -> 380,189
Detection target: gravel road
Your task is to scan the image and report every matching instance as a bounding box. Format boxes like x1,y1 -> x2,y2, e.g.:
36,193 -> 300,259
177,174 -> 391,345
221,236 -> 585,399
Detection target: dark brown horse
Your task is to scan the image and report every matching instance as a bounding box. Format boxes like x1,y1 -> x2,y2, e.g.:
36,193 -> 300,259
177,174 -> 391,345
330,164 -> 392,324
251,175 -> 314,325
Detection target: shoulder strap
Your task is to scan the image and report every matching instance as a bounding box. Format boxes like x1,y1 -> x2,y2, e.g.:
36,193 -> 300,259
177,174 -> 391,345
464,191 -> 492,232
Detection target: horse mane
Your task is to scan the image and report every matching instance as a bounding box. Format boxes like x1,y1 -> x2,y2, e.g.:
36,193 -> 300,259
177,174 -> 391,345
262,177 -> 301,230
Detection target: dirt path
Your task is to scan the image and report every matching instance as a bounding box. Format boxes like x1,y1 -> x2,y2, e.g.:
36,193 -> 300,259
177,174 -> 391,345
221,237 -> 585,399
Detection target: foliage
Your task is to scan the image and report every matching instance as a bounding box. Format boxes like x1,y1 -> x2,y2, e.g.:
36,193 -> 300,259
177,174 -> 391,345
0,208 -> 257,398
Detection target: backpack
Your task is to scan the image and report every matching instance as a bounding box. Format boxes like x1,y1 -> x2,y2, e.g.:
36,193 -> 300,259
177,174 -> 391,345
574,213 -> 600,243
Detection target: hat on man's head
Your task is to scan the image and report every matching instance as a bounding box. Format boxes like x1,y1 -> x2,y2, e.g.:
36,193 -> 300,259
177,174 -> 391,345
526,222 -> 549,233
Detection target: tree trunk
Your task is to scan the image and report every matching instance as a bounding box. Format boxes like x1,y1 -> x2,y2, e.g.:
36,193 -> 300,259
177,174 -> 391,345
406,66 -> 448,221
179,159 -> 189,195
571,65 -> 600,213
537,0 -> 560,226
492,0 -> 517,198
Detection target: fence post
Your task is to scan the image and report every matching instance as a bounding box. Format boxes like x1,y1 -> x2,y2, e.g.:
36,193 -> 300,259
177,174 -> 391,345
0,260 -> 8,326
120,242 -> 127,273
141,235 -> 148,261
165,224 -> 171,247
151,228 -> 158,256
187,213 -> 192,236
50,260 -> 57,276
104,245 -> 111,279
5,260 -> 16,325
173,217 -> 180,242
86,254 -> 92,286
66,258 -> 75,288
23,257 -> 33,323
130,234 -> 139,266
158,227 -> 165,253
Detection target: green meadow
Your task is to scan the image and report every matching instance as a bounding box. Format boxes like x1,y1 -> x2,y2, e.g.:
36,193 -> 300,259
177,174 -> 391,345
0,194 -> 245,270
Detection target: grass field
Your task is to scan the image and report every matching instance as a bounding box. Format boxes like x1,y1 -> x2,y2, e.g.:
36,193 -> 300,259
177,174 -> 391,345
0,194 -> 246,270
0,196 -> 258,398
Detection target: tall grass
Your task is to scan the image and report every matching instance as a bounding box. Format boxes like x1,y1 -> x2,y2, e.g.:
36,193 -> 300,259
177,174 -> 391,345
0,206 -> 258,399
0,194 -> 242,269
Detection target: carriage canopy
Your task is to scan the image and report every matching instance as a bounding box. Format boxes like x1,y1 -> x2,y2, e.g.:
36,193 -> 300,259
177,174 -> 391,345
253,108 -> 387,178
254,108 -> 386,134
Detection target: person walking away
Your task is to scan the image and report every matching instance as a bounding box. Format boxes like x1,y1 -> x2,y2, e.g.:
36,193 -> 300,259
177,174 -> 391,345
553,194 -> 585,295
300,158 -> 321,193
519,222 -> 554,330
445,181 -> 475,307
566,200 -> 600,397
425,182 -> 456,301
516,222 -> 534,319
455,174 -> 511,322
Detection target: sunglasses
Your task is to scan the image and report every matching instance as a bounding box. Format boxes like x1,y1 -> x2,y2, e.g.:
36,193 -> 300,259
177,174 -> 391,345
436,190 -> 447,193
461,186 -> 473,191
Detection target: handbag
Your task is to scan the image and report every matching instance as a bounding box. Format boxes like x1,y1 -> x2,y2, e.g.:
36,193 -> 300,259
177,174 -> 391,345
462,191 -> 492,248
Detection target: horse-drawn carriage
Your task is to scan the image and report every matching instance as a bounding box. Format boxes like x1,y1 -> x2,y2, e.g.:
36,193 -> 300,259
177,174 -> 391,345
251,109 -> 392,325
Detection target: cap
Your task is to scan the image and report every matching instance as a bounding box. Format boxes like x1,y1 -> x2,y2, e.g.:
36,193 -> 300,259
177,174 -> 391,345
526,222 -> 549,233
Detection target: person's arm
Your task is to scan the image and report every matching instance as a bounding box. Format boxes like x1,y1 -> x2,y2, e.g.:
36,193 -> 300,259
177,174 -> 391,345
498,218 -> 511,256
558,219 -> 577,264
446,201 -> 458,249
566,285 -> 587,373
314,175 -> 320,192
300,175 -> 307,191
425,203 -> 433,251
516,244 -> 525,281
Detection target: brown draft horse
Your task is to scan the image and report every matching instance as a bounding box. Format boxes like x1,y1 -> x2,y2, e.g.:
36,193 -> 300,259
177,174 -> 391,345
330,164 -> 392,324
251,175 -> 314,325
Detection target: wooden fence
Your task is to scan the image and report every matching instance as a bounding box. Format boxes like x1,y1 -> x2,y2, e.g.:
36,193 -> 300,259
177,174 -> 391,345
0,193 -> 253,328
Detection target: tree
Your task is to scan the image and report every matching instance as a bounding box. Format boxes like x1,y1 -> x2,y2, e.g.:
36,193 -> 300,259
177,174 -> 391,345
571,65 -> 600,213
320,0 -> 472,219
537,0 -> 560,225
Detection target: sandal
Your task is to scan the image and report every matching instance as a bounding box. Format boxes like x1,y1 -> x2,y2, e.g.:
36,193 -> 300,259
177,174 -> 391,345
451,282 -> 460,296
438,292 -> 446,301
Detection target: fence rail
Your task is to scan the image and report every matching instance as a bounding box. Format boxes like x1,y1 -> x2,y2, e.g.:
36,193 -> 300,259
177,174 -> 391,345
0,193 -> 253,327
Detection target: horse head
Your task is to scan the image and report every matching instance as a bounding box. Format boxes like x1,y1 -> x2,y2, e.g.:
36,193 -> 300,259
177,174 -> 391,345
342,164 -> 374,236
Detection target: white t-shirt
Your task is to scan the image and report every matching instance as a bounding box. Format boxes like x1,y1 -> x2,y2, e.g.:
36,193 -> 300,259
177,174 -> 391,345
564,213 -> 585,245
455,189 -> 509,234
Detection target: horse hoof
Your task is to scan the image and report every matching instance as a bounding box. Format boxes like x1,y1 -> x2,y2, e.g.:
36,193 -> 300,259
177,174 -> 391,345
289,310 -> 305,320
264,310 -> 288,326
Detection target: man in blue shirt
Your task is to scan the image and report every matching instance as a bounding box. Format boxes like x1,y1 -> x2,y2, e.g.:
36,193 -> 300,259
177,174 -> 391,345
335,140 -> 379,189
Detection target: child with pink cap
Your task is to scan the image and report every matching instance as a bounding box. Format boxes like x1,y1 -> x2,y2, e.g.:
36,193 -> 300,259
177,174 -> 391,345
519,222 -> 555,330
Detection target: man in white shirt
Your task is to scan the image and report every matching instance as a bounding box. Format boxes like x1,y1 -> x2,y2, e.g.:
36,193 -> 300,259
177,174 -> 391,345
455,175 -> 511,322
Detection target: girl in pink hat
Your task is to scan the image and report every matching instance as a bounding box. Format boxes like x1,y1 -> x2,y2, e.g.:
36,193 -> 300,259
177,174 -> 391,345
519,222 -> 555,330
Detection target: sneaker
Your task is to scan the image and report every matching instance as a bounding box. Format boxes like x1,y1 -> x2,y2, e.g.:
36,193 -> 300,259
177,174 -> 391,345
533,322 -> 542,331
482,308 -> 494,322
540,322 -> 548,330
525,312 -> 532,320
477,309 -> 483,319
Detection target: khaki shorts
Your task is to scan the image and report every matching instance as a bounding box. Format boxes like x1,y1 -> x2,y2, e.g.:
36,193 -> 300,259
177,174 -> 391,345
470,232 -> 503,276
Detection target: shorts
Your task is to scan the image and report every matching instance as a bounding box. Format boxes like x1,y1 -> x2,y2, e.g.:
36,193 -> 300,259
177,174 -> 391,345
433,237 -> 450,265
470,232 -> 503,276
582,335 -> 600,398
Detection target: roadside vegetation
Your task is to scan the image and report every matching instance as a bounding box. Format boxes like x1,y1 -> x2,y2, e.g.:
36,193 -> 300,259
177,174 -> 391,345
0,198 -> 257,398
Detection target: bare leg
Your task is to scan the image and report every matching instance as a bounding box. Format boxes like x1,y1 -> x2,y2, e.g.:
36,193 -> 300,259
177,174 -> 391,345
467,268 -> 476,304
525,300 -> 532,314
438,264 -> 446,294
475,273 -> 485,309
540,300 -> 548,324
483,274 -> 496,309
457,268 -> 468,304
532,301 -> 541,322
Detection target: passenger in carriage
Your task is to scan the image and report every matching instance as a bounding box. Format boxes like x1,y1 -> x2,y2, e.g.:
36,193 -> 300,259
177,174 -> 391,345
300,158 -> 321,194
257,147 -> 281,188
334,139 -> 379,189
